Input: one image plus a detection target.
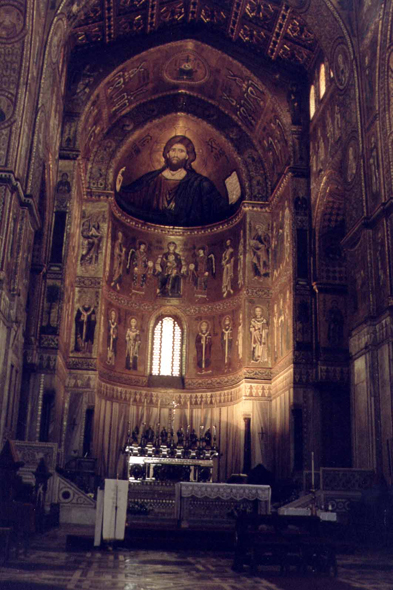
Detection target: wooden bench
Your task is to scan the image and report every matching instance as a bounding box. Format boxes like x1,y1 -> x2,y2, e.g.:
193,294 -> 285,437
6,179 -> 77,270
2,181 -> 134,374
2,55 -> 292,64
233,513 -> 338,576
0,527 -> 12,564
0,501 -> 35,559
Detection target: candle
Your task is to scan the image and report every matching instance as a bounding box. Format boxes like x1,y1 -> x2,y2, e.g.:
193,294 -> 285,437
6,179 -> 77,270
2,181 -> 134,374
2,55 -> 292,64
311,451 -> 315,489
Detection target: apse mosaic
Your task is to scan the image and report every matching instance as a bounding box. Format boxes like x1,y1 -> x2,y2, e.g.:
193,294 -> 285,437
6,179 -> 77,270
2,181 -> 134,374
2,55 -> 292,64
91,196 -> 278,384
114,117 -> 243,227
106,219 -> 247,304
82,40 -> 295,200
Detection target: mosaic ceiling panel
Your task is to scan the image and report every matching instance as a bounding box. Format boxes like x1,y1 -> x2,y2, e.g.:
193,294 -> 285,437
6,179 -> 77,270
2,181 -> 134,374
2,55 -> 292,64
71,0 -> 318,69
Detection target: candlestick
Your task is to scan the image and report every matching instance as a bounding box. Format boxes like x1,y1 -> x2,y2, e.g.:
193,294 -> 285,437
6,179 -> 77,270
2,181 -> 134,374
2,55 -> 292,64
311,451 -> 315,489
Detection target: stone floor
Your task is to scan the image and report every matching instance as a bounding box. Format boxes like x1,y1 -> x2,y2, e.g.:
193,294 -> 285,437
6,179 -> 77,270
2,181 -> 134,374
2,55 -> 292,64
0,525 -> 392,590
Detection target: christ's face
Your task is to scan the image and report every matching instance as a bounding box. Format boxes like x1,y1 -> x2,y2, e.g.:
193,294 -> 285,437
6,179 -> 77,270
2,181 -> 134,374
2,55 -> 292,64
167,143 -> 188,170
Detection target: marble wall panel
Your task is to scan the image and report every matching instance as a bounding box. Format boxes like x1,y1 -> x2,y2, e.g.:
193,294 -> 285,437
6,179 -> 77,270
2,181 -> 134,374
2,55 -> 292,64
271,191 -> 292,283
378,343 -> 393,480
270,286 -> 291,364
346,234 -> 370,326
353,355 -> 375,469
366,123 -> 382,214
318,293 -> 346,351
373,220 -> 389,314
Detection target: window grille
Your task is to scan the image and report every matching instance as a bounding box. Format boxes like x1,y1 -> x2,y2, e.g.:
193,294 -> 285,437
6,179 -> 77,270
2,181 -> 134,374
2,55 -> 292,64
152,317 -> 182,377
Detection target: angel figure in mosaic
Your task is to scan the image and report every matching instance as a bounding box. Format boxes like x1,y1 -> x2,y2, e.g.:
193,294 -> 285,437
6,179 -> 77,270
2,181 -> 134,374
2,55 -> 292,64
222,238 -> 234,298
127,241 -> 153,293
111,231 -> 126,291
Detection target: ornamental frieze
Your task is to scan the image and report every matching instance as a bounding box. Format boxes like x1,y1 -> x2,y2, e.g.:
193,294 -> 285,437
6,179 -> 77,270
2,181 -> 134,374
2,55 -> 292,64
96,380 -> 245,405
38,354 -> 57,372
294,365 -> 316,384
66,373 -> 97,389
318,364 -> 349,383
75,276 -> 102,288
243,368 -> 272,379
244,383 -> 271,397
103,285 -> 244,315
40,334 -> 59,349
67,357 -> 97,370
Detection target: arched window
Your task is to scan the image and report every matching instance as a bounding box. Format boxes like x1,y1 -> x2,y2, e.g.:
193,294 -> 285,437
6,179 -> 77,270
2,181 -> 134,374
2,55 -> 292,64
319,63 -> 326,99
152,316 -> 182,377
309,84 -> 316,119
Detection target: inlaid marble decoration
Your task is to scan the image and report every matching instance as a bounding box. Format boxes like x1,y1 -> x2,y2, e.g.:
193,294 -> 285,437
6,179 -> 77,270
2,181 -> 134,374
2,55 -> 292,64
2,524 -> 393,590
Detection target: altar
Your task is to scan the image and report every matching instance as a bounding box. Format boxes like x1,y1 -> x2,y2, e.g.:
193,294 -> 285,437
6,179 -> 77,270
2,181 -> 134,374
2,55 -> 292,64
127,481 -> 271,529
176,482 -> 271,528
124,424 -> 270,530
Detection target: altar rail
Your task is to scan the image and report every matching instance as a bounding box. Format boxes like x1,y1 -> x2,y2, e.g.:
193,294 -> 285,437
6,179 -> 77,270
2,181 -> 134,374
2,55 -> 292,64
303,468 -> 375,494
287,468 -> 376,517
12,441 -> 58,507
